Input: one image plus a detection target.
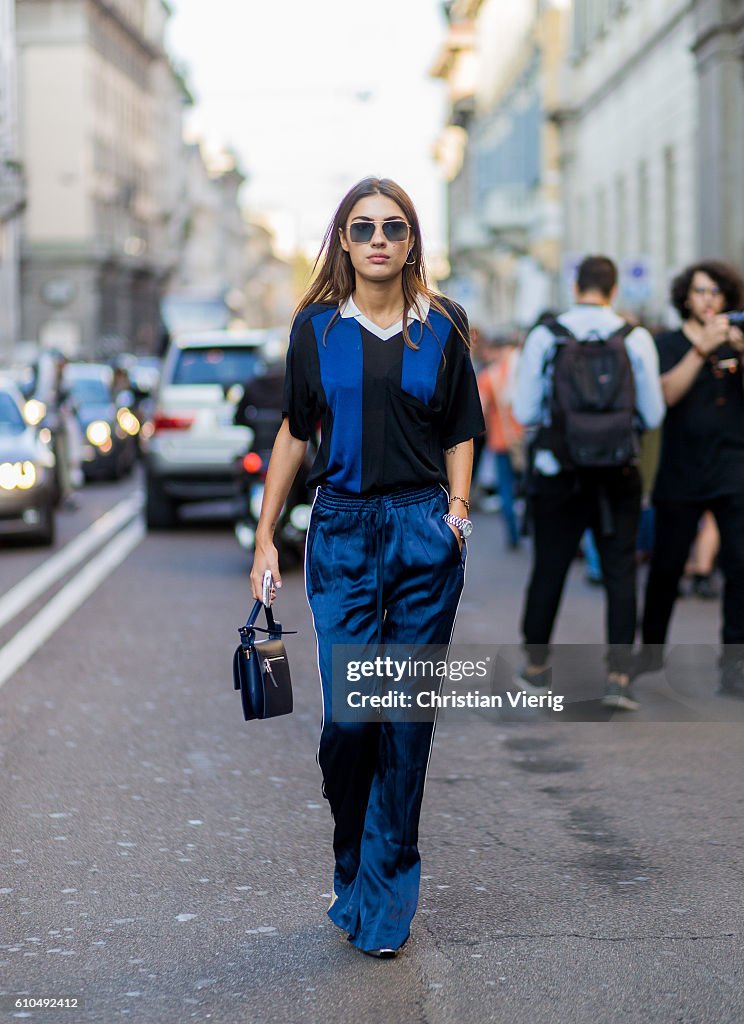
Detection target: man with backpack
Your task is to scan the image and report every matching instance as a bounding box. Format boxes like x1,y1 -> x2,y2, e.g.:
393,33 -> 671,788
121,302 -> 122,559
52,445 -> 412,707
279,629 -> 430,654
513,255 -> 664,710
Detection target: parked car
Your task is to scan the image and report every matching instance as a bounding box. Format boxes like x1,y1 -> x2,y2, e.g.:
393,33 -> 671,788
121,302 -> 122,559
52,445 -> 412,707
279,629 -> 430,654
0,377 -> 57,545
14,350 -> 84,503
63,363 -> 139,481
143,329 -> 272,528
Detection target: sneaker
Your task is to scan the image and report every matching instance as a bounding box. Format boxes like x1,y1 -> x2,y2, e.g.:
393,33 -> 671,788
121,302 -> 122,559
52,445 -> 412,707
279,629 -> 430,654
601,680 -> 640,711
513,665 -> 551,696
718,661 -> 744,699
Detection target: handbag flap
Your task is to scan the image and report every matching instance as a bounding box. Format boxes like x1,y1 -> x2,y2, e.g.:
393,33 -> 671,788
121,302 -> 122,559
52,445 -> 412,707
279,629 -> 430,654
254,637 -> 293,718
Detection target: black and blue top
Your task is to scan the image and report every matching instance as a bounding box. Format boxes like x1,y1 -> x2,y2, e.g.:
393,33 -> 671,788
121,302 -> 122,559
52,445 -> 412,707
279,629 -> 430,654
282,295 -> 484,495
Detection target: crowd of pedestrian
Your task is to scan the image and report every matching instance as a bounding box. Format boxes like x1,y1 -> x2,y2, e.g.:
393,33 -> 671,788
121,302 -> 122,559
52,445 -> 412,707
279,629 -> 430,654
471,254 -> 744,708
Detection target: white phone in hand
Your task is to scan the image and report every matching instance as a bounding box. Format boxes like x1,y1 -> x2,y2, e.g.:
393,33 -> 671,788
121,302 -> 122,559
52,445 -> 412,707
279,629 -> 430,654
262,569 -> 274,607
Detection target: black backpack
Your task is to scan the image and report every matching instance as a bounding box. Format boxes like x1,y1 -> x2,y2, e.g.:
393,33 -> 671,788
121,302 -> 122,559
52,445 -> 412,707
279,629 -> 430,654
536,318 -> 639,470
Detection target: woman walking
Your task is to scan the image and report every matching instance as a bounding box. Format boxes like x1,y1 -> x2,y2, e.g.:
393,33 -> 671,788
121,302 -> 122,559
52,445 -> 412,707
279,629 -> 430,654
250,177 -> 484,957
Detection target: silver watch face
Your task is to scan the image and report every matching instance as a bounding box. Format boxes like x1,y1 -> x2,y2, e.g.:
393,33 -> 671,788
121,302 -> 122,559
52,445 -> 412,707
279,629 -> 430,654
460,519 -> 473,539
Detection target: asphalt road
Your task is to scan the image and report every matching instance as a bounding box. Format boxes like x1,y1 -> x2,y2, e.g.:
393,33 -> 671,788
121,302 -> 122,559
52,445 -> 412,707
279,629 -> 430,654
1,474 -> 742,1024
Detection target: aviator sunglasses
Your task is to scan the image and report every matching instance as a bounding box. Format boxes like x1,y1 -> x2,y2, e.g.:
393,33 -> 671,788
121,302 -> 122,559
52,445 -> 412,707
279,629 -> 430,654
347,218 -> 411,243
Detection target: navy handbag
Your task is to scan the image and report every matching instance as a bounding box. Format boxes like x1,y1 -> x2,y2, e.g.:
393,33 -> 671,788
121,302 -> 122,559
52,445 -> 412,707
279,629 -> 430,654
233,599 -> 295,721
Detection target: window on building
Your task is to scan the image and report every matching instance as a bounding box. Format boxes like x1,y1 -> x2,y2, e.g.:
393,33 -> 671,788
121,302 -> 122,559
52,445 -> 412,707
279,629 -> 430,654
615,175 -> 626,258
596,0 -> 612,37
576,195 -> 587,251
638,161 -> 649,255
573,0 -> 626,53
663,145 -> 677,269
571,0 -> 588,58
596,186 -> 607,251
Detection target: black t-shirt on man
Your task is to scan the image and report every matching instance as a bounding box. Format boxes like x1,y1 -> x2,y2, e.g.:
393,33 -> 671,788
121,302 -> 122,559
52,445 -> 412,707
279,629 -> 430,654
653,329 -> 744,502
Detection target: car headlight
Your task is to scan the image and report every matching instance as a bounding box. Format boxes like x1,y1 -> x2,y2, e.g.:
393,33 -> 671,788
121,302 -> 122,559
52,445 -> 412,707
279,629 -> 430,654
23,399 -> 47,426
86,420 -> 111,446
0,461 -> 37,490
116,407 -> 140,436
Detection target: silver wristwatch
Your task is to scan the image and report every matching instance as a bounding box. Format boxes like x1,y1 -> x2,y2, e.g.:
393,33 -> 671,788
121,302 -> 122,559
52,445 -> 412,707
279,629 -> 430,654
442,512 -> 473,539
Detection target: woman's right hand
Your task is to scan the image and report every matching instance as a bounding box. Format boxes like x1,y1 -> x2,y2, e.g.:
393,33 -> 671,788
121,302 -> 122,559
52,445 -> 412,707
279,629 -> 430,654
699,315 -> 731,356
250,537 -> 282,604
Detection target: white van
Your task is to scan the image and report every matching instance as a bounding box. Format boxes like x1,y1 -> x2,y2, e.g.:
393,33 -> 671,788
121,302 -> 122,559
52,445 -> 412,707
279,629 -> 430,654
144,330 -> 271,528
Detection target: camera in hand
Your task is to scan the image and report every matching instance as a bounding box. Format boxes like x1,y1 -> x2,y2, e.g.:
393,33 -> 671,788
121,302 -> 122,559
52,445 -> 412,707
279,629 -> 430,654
725,311 -> 744,326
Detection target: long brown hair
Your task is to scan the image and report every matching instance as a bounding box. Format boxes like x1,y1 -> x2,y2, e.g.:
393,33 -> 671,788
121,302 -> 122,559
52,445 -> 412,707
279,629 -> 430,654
295,176 -> 469,350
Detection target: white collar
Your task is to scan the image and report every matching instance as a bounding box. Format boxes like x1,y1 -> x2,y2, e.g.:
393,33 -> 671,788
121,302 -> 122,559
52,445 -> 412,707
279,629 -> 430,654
339,293 -> 430,341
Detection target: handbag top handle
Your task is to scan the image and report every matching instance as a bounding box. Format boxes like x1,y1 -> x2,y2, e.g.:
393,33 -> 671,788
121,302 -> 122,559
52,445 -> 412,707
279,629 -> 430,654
239,599 -> 297,647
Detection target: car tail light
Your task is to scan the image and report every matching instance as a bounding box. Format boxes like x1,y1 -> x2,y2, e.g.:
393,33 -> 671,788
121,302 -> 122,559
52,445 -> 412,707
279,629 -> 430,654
153,412 -> 195,432
242,452 -> 264,474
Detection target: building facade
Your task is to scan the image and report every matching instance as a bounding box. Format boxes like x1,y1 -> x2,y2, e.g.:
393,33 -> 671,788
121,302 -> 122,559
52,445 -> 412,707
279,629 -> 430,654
166,144 -> 249,324
0,0 -> 23,359
435,0 -> 744,328
692,0 -> 744,270
433,0 -> 568,333
558,0 -> 699,318
242,219 -> 295,330
16,0 -> 187,356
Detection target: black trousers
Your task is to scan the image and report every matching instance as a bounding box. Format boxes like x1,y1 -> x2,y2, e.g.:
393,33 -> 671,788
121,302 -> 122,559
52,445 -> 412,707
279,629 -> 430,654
522,468 -> 642,674
641,494 -> 744,660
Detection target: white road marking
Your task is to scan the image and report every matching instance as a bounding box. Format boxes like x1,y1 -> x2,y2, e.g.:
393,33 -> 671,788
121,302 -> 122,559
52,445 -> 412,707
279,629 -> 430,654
0,492 -> 142,631
0,518 -> 145,689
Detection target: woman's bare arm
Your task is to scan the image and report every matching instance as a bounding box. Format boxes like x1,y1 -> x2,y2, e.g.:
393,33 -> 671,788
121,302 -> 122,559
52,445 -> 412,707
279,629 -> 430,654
249,419 -> 309,601
443,439 -> 474,549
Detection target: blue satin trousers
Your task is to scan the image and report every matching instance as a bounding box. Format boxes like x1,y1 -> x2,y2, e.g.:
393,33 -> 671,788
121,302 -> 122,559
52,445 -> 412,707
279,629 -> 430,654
305,484 -> 465,952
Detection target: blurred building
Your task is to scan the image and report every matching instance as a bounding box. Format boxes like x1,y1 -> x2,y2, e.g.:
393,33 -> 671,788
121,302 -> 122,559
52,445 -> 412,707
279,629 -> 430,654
557,0 -> 699,317
146,0 -> 193,330
692,0 -> 744,270
558,0 -> 744,319
163,145 -> 250,331
435,0 -> 744,328
0,0 -> 23,360
242,218 -> 295,330
16,0 -> 189,357
432,0 -> 568,333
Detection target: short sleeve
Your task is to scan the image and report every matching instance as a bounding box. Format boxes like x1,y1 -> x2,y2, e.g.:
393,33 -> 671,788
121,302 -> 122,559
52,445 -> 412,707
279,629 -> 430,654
438,309 -> 486,448
282,319 -> 318,442
655,331 -> 687,375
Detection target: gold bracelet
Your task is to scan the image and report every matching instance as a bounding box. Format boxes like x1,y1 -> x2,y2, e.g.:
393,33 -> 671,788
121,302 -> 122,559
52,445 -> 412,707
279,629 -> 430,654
449,495 -> 470,511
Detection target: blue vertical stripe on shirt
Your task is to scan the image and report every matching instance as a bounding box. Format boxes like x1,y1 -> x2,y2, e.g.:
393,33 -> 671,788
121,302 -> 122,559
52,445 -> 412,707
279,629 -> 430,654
313,309 -> 364,493
400,309 -> 448,405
